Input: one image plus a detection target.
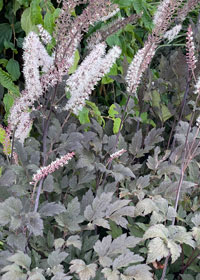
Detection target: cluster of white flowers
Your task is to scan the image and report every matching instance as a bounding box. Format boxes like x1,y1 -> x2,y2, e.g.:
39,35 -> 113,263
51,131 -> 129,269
15,112 -> 33,144
163,24 -> 182,42
186,25 -> 197,74
8,31 -> 54,144
108,149 -> 127,162
64,43 -> 121,115
153,0 -> 171,26
37,24 -> 52,45
126,41 -> 156,95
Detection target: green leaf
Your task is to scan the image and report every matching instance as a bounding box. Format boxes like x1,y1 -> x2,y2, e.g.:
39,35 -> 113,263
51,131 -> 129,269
25,212 -> 44,236
108,104 -> 118,118
44,12 -> 54,34
0,127 -> 6,143
39,202 -> 66,217
101,63 -> 118,84
0,58 -> 8,67
30,0 -> 43,25
53,8 -> 61,21
115,0 -> 133,7
6,59 -> 20,81
0,23 -> 12,52
0,67 -> 20,94
113,118 -> 121,134
167,240 -> 181,263
4,41 -> 17,52
3,92 -> 18,120
0,0 -> 3,12
124,264 -> 153,280
68,49 -> 80,74
146,237 -> 169,263
21,8 -> 37,34
106,34 -> 121,47
108,220 -> 123,238
86,101 -> 105,126
152,90 -> 161,108
55,197 -> 84,231
8,251 -> 31,270
132,0 -> 143,13
144,224 -> 169,240
78,107 -> 90,124
66,235 -> 82,250
161,104 -> 172,122
47,250 -> 68,268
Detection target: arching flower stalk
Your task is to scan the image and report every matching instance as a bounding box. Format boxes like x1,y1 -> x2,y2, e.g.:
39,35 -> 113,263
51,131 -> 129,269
186,25 -> 197,80
30,152 -> 75,202
64,43 -> 121,114
126,41 -> 156,96
8,32 -> 54,144
163,24 -> 182,42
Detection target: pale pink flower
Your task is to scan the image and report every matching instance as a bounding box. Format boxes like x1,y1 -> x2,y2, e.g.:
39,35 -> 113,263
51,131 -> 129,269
186,25 -> 197,73
8,31 -> 54,143
153,0 -> 171,26
108,149 -> 127,163
30,152 -> 75,184
126,41 -> 156,95
14,112 -> 33,144
37,24 -> 52,45
163,24 -> 182,42
64,43 -> 121,114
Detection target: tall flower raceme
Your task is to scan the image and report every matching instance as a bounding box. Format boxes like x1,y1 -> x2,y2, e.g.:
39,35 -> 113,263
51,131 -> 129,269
151,0 -> 184,43
87,14 -> 141,51
8,31 -> 54,143
41,0 -> 119,90
64,43 -> 121,115
163,24 -> 182,42
108,149 -> 127,163
37,24 -> 52,45
30,152 -> 75,185
177,0 -> 200,22
125,41 -> 156,96
186,25 -> 197,76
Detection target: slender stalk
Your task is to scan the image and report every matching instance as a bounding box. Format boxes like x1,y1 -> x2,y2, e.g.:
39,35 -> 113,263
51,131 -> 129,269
34,179 -> 44,212
99,94 -> 131,187
181,250 -> 200,274
161,92 -> 200,280
33,83 -> 59,212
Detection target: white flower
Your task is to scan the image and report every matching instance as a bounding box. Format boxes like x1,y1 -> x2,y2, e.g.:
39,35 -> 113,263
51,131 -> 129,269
108,149 -> 127,162
126,41 -> 156,95
37,24 -> 52,45
14,112 -> 33,144
153,0 -> 171,26
163,24 -> 182,42
8,31 -> 54,144
64,43 -> 121,115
